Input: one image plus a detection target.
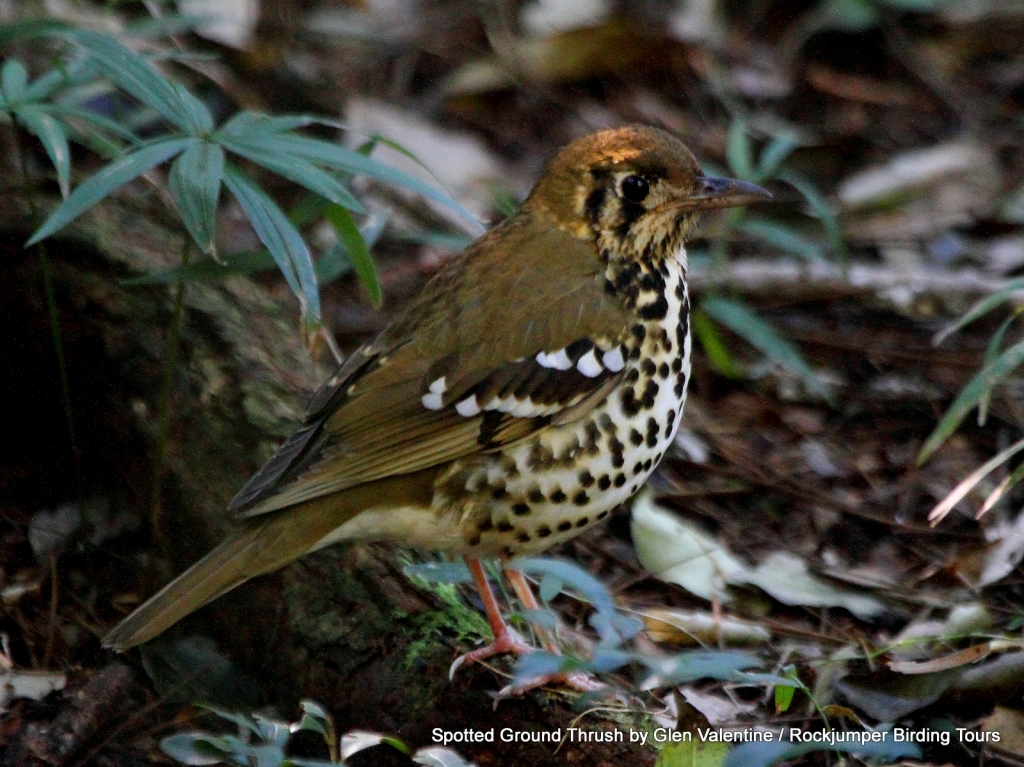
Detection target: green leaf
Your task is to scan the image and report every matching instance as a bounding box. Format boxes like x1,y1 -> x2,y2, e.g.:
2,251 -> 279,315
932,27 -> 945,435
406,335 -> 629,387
217,134 -> 364,212
402,561 -> 474,583
726,119 -> 754,181
62,29 -> 193,132
323,204 -> 380,306
0,20 -> 74,46
219,132 -> 481,229
977,311 -> 1020,426
774,684 -> 796,713
27,137 -> 192,245
933,276 -> 1024,346
316,211 -> 387,286
692,307 -> 741,378
23,67 -> 66,102
169,141 -> 224,258
1,59 -> 28,100
42,103 -> 140,142
736,219 -> 824,261
511,557 -> 615,613
656,740 -> 729,767
919,337 -> 1024,464
169,80 -> 214,134
14,105 -> 71,197
538,574 -> 563,603
160,733 -> 232,765
703,297 -> 832,402
754,133 -> 799,183
223,166 -> 320,326
217,111 -> 342,138
778,170 -> 848,265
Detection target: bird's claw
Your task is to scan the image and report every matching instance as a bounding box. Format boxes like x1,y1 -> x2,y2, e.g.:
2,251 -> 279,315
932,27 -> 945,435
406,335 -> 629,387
449,627 -> 535,680
496,671 -> 606,700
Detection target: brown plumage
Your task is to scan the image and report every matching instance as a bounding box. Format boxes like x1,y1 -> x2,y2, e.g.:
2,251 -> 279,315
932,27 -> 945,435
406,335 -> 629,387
103,125 -> 770,655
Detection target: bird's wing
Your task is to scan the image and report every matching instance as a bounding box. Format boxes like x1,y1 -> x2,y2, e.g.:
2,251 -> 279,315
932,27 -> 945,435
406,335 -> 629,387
231,213 -> 634,517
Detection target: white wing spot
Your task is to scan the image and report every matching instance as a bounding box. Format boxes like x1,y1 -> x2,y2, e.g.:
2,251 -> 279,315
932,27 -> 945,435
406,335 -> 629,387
602,346 -> 625,372
456,396 -> 481,417
421,391 -> 444,410
536,349 -> 572,370
428,376 -> 447,394
576,349 -> 602,377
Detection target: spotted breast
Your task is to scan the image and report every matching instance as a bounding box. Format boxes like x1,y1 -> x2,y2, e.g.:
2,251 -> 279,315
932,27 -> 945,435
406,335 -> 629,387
326,247 -> 691,559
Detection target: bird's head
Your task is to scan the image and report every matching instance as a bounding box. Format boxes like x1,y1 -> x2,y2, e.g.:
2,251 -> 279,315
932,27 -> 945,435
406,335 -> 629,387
527,124 -> 771,263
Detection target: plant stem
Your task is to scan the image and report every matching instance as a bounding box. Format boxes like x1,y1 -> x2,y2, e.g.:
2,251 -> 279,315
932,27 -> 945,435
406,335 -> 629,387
12,123 -> 81,488
150,238 -> 191,553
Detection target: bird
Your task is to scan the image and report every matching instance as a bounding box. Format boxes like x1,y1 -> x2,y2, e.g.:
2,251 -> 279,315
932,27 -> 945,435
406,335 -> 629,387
103,124 -> 770,690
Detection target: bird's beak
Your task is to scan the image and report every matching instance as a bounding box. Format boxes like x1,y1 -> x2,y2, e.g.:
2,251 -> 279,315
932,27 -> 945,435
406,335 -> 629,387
671,176 -> 773,212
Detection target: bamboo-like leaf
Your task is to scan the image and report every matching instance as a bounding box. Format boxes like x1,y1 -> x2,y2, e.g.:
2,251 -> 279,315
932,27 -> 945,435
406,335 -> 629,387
692,307 -> 741,378
755,133 -> 798,183
736,219 -> 824,262
779,170 -> 848,265
0,20 -> 73,46
27,137 -> 192,245
216,132 -> 481,229
317,210 -> 388,286
217,134 -> 363,212
933,276 -> 1024,346
169,141 -> 224,258
726,118 -> 754,181
977,311 -> 1020,426
1,59 -> 28,100
703,297 -> 832,401
168,80 -> 213,134
14,105 -> 71,197
217,111 -> 342,138
919,338 -> 1024,464
928,436 -> 1024,525
62,29 -> 192,132
323,204 -> 380,306
24,67 -> 69,102
511,557 -> 615,613
223,166 -> 320,325
42,103 -> 140,142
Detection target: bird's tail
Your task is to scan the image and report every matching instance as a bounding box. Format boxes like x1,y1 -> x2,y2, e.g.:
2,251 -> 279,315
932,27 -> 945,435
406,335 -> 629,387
102,471 -> 435,650
102,524 -> 271,650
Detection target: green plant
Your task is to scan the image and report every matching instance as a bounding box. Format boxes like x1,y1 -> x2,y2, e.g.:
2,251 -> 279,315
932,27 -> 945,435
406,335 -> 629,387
919,283 -> 1024,522
161,700 -> 475,766
6,26 -> 476,339
695,119 -> 841,403
406,555 -> 786,696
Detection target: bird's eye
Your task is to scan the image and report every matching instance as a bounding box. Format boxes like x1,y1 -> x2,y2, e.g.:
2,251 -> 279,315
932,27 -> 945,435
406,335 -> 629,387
620,175 -> 649,204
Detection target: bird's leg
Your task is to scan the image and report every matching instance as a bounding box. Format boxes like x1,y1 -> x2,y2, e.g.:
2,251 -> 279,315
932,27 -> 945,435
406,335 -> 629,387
449,557 -> 534,679
500,566 -> 605,696
504,567 -> 557,653
451,558 -> 605,696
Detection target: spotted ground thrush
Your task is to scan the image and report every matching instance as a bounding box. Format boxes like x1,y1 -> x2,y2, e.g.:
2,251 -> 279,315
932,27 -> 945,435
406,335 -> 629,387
103,125 -> 770,688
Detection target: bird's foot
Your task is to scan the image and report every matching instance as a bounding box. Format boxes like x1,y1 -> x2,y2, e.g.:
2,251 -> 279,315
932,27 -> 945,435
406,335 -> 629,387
497,670 -> 606,698
449,626 -> 534,679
